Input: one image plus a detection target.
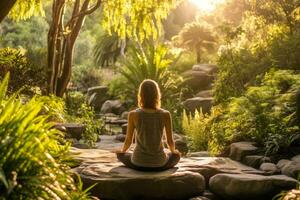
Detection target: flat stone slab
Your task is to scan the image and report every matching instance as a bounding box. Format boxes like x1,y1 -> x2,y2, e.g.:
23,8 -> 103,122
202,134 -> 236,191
70,147 -> 265,200
209,173 -> 298,200
229,142 -> 259,161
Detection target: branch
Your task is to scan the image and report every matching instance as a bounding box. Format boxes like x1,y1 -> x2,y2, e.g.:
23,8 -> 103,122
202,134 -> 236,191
66,0 -> 101,29
74,0 -> 101,19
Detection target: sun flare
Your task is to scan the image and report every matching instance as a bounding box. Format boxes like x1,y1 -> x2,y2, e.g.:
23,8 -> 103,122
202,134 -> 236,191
189,0 -> 224,12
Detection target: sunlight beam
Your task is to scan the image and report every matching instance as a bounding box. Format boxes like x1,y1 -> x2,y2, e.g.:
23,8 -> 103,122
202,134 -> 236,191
189,0 -> 224,12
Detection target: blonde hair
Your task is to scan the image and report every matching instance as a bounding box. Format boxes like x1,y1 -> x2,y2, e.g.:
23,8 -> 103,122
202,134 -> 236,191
138,79 -> 161,109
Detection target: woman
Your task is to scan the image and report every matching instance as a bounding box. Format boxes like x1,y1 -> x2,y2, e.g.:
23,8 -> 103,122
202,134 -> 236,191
115,79 -> 180,171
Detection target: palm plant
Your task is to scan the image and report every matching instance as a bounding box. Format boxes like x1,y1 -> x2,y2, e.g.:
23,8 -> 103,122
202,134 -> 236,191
93,32 -> 123,67
119,41 -> 183,105
174,21 -> 215,63
0,74 -> 91,199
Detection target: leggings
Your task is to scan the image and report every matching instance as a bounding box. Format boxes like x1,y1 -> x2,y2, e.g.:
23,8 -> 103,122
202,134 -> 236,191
116,152 -> 180,171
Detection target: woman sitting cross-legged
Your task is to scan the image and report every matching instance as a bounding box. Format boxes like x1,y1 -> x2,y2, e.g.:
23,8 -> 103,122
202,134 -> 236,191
114,79 -> 180,171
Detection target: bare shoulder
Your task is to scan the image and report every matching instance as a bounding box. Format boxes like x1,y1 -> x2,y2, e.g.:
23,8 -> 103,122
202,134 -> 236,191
160,109 -> 171,119
128,109 -> 139,119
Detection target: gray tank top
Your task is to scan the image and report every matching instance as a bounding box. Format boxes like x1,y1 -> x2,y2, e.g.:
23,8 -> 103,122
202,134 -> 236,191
131,108 -> 168,167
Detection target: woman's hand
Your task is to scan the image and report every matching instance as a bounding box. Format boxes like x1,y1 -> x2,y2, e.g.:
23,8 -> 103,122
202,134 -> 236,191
171,149 -> 181,156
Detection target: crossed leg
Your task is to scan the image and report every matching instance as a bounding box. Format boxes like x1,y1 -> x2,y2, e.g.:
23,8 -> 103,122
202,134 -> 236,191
116,152 -> 180,171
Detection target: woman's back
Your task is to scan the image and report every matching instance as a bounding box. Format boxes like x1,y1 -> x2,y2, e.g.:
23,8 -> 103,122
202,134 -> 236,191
131,108 -> 168,167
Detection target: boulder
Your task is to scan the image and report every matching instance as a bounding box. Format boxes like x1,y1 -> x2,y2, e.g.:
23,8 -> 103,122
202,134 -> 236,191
80,168 -> 205,200
115,134 -> 126,142
121,111 -> 129,120
72,137 -> 271,200
291,155 -> 300,162
192,64 -> 218,75
87,86 -> 109,96
279,160 -> 300,178
175,139 -> 189,155
209,173 -> 298,200
182,70 -> 214,91
195,90 -> 213,98
87,86 -> 109,111
277,159 -> 291,169
229,142 -> 259,161
242,155 -> 271,169
72,149 -> 206,200
100,100 -> 126,115
259,163 -> 279,175
183,97 -> 213,114
57,123 -> 85,140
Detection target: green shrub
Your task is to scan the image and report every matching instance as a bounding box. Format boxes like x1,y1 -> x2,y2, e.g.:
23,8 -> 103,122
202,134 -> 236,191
36,91 -> 101,148
37,94 -> 66,123
214,15 -> 300,104
184,70 -> 300,156
72,65 -> 102,91
65,91 -> 87,113
182,110 -> 210,150
171,52 -> 195,73
0,74 -> 92,199
66,103 -> 102,148
108,74 -> 128,100
0,47 -> 46,95
65,91 -> 101,147
118,41 -> 183,106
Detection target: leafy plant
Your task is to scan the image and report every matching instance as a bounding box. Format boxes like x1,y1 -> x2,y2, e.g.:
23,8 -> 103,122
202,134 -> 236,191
65,92 -> 101,147
182,110 -> 210,150
184,70 -> 300,156
0,47 -> 46,95
72,65 -> 102,91
93,32 -> 123,67
66,103 -> 101,148
214,7 -> 300,104
0,74 -> 92,199
118,41 -> 183,106
37,94 -> 66,123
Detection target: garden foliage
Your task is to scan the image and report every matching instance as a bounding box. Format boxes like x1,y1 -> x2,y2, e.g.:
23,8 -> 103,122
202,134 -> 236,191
184,70 -> 300,156
0,74 -> 91,199
214,13 -> 300,104
0,47 -> 46,94
113,41 -> 184,106
71,65 -> 103,92
37,92 -> 101,148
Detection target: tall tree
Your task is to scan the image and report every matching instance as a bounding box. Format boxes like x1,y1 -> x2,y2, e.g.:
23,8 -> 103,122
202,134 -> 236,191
248,0 -> 300,34
173,21 -> 215,63
48,0 -> 181,96
47,0 -> 101,96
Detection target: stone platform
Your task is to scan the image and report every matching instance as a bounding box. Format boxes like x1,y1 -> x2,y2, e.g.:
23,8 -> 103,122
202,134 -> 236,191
70,136 -> 298,200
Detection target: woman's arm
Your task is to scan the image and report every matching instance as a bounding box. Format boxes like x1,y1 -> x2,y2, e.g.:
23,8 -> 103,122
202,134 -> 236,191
165,111 -> 176,153
121,111 -> 135,152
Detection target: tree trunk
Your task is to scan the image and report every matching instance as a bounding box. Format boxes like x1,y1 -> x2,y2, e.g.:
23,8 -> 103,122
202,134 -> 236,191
0,0 -> 17,23
47,0 -> 101,97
